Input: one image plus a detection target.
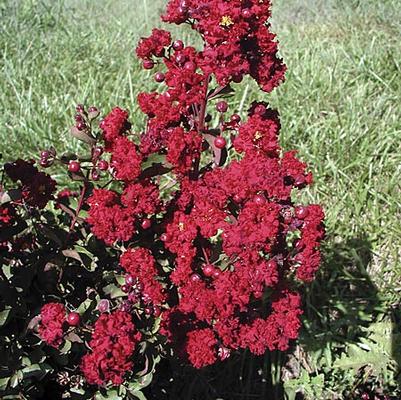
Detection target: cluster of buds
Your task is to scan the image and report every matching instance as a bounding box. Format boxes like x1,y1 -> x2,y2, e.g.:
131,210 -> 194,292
39,148 -> 56,168
74,104 -> 100,132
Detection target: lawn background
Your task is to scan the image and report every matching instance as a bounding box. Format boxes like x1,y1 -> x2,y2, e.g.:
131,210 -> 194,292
1,0 -> 401,398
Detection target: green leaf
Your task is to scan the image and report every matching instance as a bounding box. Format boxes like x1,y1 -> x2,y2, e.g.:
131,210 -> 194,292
70,126 -> 96,146
151,317 -> 161,335
95,389 -> 123,400
137,372 -> 153,389
21,356 -> 32,367
207,84 -> 235,100
71,387 -> 86,395
333,320 -> 395,375
0,377 -> 10,391
1,189 -> 22,204
115,275 -> 125,286
64,332 -> 83,343
62,246 -> 97,271
77,298 -> 94,315
0,191 -> 12,204
21,364 -> 42,378
2,264 -> 12,279
9,370 -> 23,388
0,306 -> 11,327
132,391 -> 148,400
141,153 -> 167,170
140,163 -> 171,180
103,284 -> 125,299
62,249 -> 84,263
60,340 -> 72,354
284,370 -> 324,400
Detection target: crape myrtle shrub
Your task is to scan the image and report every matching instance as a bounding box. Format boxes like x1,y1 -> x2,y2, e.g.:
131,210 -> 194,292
0,0 -> 325,398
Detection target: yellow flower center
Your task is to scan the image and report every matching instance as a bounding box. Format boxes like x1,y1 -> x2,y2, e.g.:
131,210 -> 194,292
254,131 -> 263,140
220,15 -> 234,28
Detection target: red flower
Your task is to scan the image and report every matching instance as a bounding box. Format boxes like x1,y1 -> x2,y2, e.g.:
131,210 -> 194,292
162,0 -> 285,91
120,248 -> 166,306
110,137 -> 143,182
186,328 -> 217,368
121,180 -> 161,216
0,204 -> 16,226
100,107 -> 131,145
81,311 -> 141,386
166,128 -> 203,175
136,29 -> 172,59
234,108 -> 280,157
38,303 -> 66,347
87,189 -> 135,245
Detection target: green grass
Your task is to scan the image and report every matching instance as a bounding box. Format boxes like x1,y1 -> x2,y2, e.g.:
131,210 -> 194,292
1,0 -> 401,397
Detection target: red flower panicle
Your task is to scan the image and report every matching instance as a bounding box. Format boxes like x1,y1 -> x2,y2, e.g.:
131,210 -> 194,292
81,0 -> 325,371
161,0 -> 286,92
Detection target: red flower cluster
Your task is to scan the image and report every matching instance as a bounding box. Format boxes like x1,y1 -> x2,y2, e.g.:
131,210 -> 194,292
234,108 -> 280,157
99,107 -> 143,182
38,303 -> 66,347
4,159 -> 56,209
80,311 -> 141,386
